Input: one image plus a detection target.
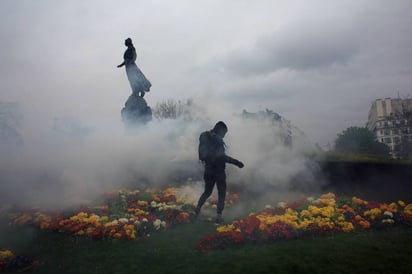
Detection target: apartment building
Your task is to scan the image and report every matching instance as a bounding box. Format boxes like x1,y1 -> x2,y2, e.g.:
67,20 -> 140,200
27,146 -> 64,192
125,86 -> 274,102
367,98 -> 412,157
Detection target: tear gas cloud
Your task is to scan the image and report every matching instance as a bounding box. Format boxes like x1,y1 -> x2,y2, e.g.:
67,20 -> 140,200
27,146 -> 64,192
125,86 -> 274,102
0,100 -> 320,210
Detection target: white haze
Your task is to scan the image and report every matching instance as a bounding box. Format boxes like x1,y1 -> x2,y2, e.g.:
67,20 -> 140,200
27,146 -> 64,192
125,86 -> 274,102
0,100 -> 320,210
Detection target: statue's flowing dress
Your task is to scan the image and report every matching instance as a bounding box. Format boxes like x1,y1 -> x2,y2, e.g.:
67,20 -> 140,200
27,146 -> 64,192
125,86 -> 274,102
124,47 -> 151,94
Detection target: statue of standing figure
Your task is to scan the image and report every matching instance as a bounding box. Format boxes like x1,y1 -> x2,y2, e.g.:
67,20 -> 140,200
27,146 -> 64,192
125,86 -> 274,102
117,38 -> 152,97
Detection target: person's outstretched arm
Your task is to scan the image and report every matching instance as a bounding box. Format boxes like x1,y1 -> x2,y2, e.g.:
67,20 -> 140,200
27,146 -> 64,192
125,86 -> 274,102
225,155 -> 244,168
117,62 -> 125,68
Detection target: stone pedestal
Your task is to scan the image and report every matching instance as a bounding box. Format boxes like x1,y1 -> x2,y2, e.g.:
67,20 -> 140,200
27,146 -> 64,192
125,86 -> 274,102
121,94 -> 152,127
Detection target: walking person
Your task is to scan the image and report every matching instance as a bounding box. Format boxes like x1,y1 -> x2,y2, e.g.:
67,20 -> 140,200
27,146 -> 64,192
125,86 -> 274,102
196,121 -> 244,224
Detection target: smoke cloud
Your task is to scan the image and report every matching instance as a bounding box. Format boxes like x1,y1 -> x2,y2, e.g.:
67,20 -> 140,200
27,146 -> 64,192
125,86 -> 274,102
1,99 -> 320,212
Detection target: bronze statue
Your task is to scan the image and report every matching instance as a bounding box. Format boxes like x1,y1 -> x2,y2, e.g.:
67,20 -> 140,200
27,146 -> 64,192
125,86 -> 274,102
117,38 -> 151,97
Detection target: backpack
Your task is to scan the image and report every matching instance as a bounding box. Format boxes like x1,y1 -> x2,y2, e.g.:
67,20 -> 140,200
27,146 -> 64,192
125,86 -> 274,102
198,131 -> 213,161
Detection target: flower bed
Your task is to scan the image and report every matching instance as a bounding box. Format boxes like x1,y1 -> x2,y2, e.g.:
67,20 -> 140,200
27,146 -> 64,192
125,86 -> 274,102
0,250 -> 39,272
7,187 -> 240,240
197,193 -> 412,250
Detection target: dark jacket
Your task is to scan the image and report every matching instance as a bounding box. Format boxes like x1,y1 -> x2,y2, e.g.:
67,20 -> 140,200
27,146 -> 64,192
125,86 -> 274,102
199,130 -> 240,172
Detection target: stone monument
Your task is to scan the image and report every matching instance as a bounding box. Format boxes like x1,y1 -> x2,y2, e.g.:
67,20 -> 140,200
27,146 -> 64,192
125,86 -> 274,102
121,94 -> 152,127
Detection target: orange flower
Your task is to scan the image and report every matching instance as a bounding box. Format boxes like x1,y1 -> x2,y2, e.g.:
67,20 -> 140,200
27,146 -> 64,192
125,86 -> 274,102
380,203 -> 390,211
124,224 -> 135,230
359,220 -> 370,229
59,219 -> 69,226
352,197 -> 367,206
137,200 -> 148,207
113,233 -> 122,239
335,208 -> 345,214
342,205 -> 355,214
39,221 -> 50,229
176,212 -> 190,223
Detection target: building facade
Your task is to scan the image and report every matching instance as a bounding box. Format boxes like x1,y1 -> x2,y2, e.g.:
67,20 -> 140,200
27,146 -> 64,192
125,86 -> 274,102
367,98 -> 412,157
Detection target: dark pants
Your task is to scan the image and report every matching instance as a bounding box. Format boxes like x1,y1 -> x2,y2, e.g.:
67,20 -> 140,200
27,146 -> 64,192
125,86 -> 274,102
196,169 -> 226,214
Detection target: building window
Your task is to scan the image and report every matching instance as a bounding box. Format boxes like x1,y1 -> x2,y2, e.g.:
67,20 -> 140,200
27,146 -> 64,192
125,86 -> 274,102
384,137 -> 392,143
384,129 -> 391,135
393,137 -> 400,143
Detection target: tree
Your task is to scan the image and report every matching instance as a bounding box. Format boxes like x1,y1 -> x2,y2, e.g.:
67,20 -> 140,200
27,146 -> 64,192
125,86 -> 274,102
153,98 -> 194,120
334,126 -> 390,156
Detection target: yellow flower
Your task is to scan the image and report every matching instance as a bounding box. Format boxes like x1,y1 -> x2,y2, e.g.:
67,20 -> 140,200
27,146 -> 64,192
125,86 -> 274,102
388,203 -> 398,212
0,250 -> 14,259
308,205 -> 321,216
320,206 -> 335,218
398,200 -> 406,207
78,212 -> 88,218
404,204 -> 412,215
341,222 -> 354,232
298,219 -> 313,229
134,209 -> 148,216
300,210 -> 311,218
176,197 -> 185,203
70,216 -> 79,222
217,224 -> 235,233
163,187 -> 177,197
320,193 -> 335,200
364,208 -> 382,220
337,215 -> 345,222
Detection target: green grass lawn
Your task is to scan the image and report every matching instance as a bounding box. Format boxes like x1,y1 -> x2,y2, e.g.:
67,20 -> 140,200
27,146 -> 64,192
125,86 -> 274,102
2,219 -> 411,274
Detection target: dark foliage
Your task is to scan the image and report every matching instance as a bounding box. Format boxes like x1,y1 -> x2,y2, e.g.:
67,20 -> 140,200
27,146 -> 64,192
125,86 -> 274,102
334,127 -> 390,157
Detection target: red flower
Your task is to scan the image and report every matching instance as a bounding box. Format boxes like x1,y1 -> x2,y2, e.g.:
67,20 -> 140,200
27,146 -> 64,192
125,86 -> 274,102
241,215 -> 260,235
365,200 -> 380,209
196,231 -> 245,250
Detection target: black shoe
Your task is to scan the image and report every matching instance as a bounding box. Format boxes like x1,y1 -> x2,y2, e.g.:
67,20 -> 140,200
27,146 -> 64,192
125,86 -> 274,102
214,214 -> 223,225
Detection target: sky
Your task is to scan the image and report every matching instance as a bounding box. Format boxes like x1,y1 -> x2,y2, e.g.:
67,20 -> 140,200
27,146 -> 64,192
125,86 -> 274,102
1,0 -> 412,146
